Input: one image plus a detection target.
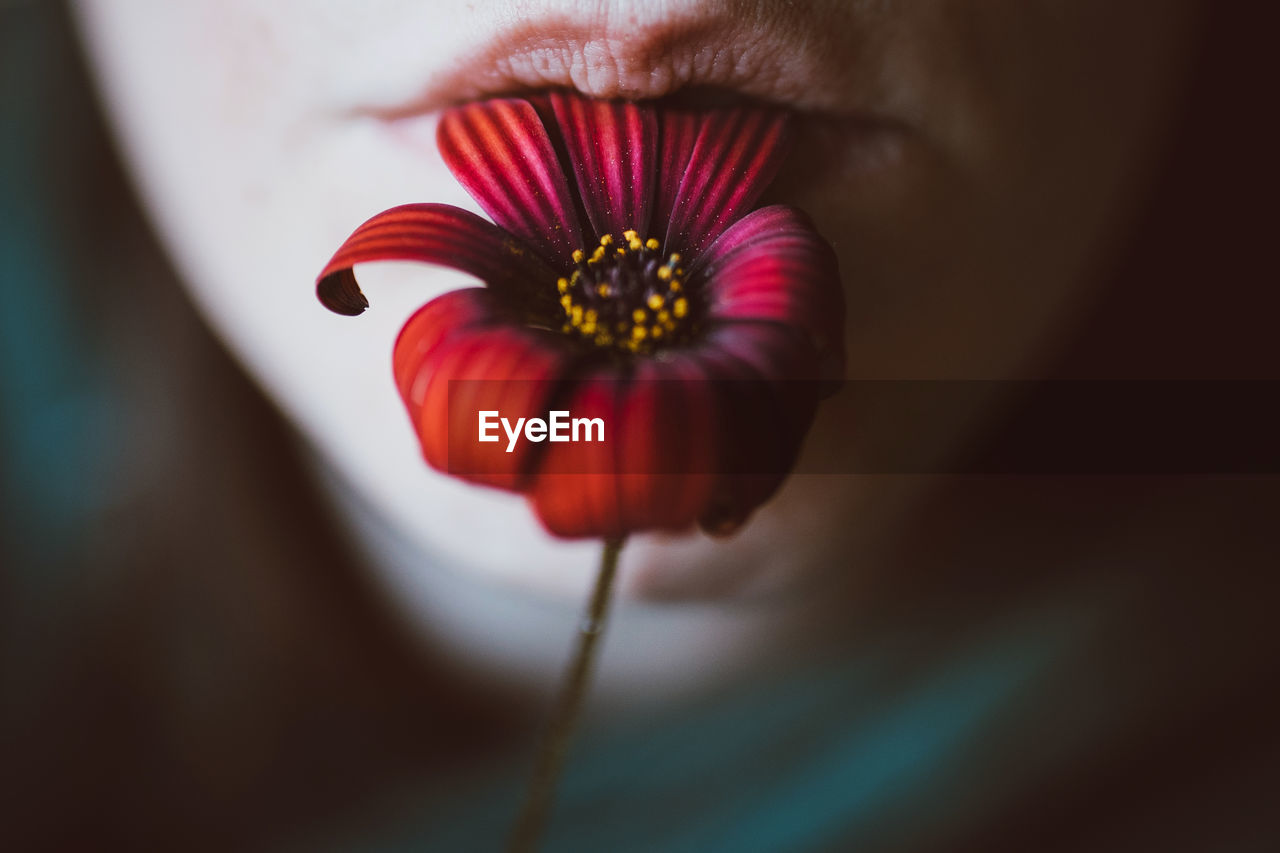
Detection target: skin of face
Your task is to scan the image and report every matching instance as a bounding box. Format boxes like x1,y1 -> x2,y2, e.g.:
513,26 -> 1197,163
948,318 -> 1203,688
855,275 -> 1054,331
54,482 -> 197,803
73,0 -> 1195,696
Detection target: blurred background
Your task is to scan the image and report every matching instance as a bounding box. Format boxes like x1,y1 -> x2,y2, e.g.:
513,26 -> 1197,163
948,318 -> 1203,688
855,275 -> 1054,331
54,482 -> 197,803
3,2 -> 1279,850
1,3 -> 532,847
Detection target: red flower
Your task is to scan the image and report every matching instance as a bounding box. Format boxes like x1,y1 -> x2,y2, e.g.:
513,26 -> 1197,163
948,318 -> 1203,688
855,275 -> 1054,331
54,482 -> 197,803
317,92 -> 844,539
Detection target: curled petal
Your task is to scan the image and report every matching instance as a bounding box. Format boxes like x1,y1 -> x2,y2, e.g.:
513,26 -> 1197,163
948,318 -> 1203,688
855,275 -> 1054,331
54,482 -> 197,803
663,107 -> 791,257
317,203 -> 555,314
438,98 -> 585,264
697,206 -> 846,385
550,92 -> 658,241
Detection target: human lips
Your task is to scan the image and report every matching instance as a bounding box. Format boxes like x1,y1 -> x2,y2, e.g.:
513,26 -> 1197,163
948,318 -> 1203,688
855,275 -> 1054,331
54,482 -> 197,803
343,1 -> 913,126
339,1 -> 920,220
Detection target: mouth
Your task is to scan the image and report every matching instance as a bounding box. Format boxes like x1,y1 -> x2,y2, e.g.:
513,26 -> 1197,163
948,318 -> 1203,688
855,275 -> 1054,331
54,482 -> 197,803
342,4 -> 919,202
346,4 -> 912,129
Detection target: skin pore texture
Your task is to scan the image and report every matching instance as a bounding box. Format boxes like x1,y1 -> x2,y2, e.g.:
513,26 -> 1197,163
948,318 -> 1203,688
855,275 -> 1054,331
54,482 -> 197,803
74,0 -> 1196,700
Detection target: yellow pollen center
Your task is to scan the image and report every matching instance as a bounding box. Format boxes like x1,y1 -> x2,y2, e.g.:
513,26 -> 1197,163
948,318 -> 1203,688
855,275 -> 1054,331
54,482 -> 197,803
556,231 -> 693,353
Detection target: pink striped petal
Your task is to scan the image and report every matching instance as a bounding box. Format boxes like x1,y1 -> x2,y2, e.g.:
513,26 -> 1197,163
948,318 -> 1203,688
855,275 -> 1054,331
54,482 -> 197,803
663,107 -> 791,257
438,98 -> 585,264
648,106 -> 704,244
688,205 -> 816,276
696,206 -> 845,384
317,203 -> 555,315
550,92 -> 658,240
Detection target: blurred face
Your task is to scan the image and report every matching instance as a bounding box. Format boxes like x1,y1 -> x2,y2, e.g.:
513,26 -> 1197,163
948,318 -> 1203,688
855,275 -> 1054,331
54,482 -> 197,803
74,1 -> 1194,606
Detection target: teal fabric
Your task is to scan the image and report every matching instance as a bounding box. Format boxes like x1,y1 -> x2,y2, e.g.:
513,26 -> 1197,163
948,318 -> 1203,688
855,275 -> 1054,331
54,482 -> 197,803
1,2 -> 117,580
324,588 -> 1117,852
317,557 -> 1278,852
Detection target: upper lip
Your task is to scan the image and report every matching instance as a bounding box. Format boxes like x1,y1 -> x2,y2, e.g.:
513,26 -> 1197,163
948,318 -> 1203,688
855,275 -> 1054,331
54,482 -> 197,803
347,4 -> 910,128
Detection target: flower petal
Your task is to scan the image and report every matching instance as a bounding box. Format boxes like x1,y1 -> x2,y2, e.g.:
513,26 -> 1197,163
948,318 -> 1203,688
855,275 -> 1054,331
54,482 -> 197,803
529,369 -> 628,538
528,358 -> 725,538
690,204 -> 819,275
663,106 -> 791,257
317,203 -> 555,315
610,357 -> 718,533
395,289 -> 580,491
392,288 -> 504,404
646,105 -> 705,245
550,92 -> 658,240
695,205 -> 845,384
527,322 -> 824,539
686,322 -> 825,535
438,98 -> 585,264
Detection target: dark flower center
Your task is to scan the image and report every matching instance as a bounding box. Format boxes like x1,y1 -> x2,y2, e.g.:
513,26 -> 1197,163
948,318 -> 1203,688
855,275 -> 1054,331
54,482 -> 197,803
556,231 -> 693,353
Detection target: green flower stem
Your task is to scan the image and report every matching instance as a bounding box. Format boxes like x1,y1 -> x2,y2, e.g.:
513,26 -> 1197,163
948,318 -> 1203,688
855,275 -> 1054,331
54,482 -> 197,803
509,536 -> 626,853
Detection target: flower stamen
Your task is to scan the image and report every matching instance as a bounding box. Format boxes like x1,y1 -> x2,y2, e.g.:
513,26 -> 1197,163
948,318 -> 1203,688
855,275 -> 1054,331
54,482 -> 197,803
558,231 -> 693,353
